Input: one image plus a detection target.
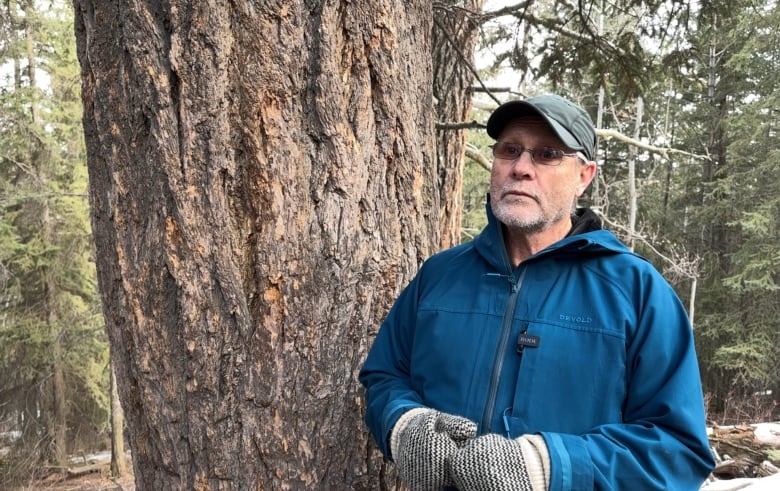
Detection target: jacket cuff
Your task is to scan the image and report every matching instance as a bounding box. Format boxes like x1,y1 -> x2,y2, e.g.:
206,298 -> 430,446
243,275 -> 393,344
541,432 -> 593,490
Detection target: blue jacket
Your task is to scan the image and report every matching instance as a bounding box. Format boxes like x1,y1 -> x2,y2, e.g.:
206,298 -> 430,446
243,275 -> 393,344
359,207 -> 714,490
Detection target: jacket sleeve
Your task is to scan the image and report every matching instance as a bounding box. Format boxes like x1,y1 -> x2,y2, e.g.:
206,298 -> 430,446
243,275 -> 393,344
541,274 -> 715,490
359,273 -> 426,458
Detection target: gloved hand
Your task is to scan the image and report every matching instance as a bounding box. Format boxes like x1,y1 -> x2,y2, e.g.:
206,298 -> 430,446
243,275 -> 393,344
448,433 -> 550,491
390,407 -> 478,491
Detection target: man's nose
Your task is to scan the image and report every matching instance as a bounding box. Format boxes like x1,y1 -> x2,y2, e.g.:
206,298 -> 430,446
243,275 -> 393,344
510,149 -> 535,174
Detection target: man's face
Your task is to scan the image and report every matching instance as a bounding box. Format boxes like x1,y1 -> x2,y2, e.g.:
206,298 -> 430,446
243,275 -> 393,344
489,117 -> 595,234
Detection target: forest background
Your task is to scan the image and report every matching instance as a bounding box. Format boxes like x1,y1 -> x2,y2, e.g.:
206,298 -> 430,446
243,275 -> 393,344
1,0 -> 778,488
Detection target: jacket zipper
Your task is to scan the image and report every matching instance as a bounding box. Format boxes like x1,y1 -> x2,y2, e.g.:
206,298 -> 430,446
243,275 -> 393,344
479,266 -> 526,434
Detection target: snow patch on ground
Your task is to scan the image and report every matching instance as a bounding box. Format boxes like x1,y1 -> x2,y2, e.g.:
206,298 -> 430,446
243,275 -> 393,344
702,472 -> 780,491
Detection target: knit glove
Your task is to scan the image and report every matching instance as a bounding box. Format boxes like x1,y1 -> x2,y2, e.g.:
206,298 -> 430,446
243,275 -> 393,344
448,433 -> 551,491
390,407 -> 478,491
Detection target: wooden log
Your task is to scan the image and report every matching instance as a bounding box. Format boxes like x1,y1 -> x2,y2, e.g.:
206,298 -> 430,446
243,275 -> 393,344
709,423 -> 780,479
712,459 -> 751,479
66,462 -> 108,477
756,461 -> 779,478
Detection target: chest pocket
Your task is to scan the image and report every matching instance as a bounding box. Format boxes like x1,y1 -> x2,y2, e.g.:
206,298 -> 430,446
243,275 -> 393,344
505,320 -> 626,436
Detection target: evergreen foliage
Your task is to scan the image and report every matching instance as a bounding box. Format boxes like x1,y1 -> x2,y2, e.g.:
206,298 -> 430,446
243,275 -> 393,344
467,0 -> 779,422
0,0 -> 108,478
690,1 -> 780,412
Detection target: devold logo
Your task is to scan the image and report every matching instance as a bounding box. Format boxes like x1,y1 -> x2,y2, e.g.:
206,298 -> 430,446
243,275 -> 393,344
559,314 -> 593,324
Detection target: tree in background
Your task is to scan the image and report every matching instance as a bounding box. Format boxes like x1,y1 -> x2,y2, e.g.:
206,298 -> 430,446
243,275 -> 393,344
464,0 -> 779,421
680,0 -> 780,420
0,0 -> 108,482
432,0 -> 486,248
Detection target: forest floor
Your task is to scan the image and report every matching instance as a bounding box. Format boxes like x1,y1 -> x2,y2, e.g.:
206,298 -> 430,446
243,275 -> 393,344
2,450 -> 135,491
18,471 -> 135,491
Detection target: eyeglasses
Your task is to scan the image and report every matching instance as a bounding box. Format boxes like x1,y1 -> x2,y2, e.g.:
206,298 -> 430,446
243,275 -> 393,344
490,142 -> 582,166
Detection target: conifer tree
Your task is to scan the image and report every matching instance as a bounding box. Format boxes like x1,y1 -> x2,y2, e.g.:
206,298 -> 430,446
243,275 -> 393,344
0,0 -> 108,479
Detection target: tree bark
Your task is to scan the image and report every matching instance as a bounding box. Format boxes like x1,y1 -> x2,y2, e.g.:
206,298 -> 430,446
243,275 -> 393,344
432,0 -> 484,248
110,361 -> 127,477
50,326 -> 67,467
74,1 -> 436,489
627,96 -> 643,252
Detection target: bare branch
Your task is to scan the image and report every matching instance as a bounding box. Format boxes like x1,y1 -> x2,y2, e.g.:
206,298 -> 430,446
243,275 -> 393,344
465,143 -> 491,171
472,86 -> 515,93
436,120 -> 485,131
479,1 -> 533,22
472,100 -> 499,112
443,111 -> 710,163
0,153 -> 38,178
597,128 -> 712,161
598,211 -> 701,280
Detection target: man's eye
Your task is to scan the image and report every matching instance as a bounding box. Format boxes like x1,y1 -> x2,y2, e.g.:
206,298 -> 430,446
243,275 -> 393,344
537,148 -> 562,160
504,144 -> 521,156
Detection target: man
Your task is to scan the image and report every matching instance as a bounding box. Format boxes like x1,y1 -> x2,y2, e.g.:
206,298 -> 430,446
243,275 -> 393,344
359,94 -> 715,490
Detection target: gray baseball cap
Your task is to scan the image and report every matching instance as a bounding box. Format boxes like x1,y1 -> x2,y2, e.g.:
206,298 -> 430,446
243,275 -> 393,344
486,94 -> 596,161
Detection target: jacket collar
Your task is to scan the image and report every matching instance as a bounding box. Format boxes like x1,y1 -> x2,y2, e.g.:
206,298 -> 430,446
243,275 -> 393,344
567,208 -> 603,236
474,202 -> 629,272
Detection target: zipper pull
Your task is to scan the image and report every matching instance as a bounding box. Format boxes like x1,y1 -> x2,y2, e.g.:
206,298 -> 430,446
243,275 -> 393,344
502,407 -> 512,438
510,266 -> 527,293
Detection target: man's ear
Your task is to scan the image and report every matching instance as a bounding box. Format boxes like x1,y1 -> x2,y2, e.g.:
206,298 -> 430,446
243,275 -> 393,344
577,161 -> 597,196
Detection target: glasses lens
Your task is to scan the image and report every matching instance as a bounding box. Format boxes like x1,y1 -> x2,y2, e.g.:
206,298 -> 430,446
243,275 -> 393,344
492,143 -> 566,165
532,147 -> 564,165
492,142 -> 522,160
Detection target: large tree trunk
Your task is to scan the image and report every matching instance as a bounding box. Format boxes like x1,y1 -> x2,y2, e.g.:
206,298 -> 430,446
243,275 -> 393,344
432,0 -> 484,248
74,1 -> 436,489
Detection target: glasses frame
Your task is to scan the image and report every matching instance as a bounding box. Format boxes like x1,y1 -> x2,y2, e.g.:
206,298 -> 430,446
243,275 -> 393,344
490,142 -> 587,166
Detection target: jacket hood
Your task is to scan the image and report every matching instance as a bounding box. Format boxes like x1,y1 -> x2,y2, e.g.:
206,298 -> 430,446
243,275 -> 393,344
568,208 -> 602,235
474,202 -> 630,272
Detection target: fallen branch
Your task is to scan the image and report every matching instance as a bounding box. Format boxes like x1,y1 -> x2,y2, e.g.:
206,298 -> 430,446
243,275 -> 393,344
66,462 -> 108,477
